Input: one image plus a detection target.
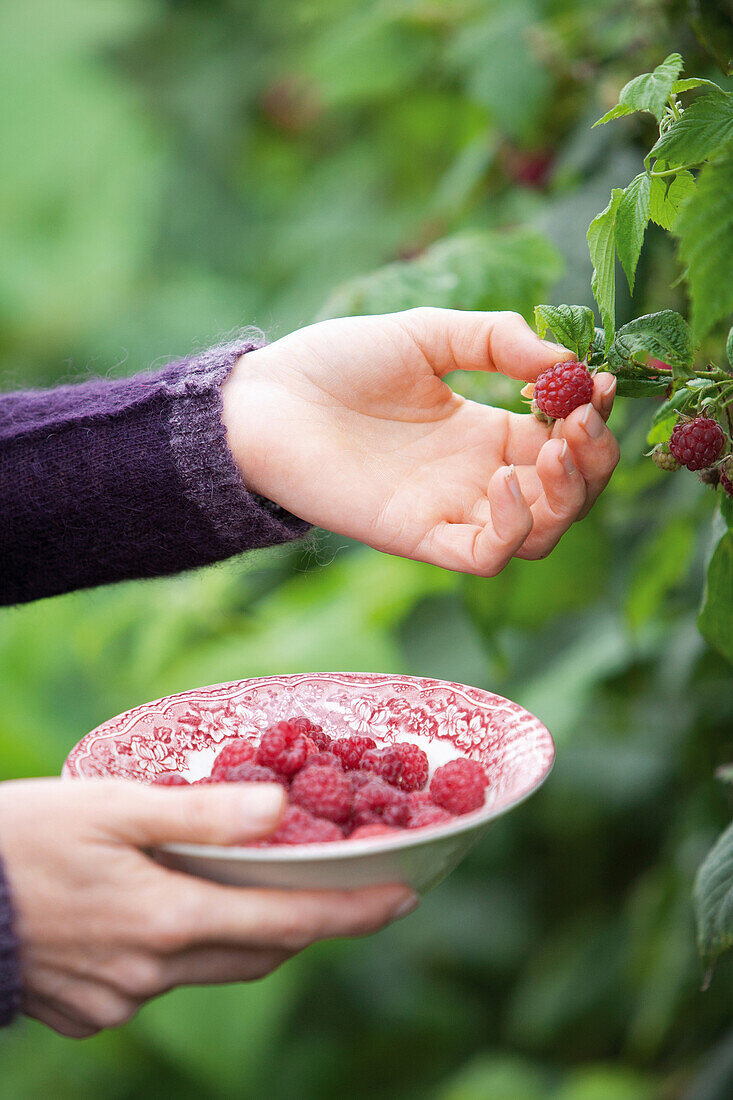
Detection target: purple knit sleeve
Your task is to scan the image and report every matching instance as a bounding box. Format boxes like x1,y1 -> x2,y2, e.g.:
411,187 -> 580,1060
0,859 -> 21,1026
0,337 -> 311,605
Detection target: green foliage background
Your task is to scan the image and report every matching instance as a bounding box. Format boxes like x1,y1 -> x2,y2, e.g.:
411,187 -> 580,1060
0,1 -> 732,1095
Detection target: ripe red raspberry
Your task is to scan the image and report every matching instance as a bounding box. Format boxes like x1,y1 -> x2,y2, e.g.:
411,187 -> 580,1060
300,751 -> 343,771
352,777 -> 409,827
212,762 -> 285,785
669,417 -> 725,471
534,361 -> 594,420
359,748 -> 404,786
430,758 -> 489,815
289,716 -> 330,749
349,823 -> 401,840
152,771 -> 189,786
407,804 -> 454,830
721,456 -> 733,497
290,765 -> 352,823
210,740 -> 256,778
331,736 -> 376,770
256,721 -> 317,776
651,443 -> 680,472
391,742 -> 429,791
266,806 -> 343,845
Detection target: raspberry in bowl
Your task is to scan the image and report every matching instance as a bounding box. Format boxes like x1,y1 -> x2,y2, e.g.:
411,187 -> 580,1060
62,673 -> 554,893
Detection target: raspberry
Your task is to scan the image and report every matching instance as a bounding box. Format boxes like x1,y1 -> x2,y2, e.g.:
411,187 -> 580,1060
267,806 -> 343,845
210,740 -> 256,778
289,716 -> 330,749
300,751 -> 343,771
213,762 -> 285,785
349,823 -> 401,840
360,748 -> 404,786
669,417 -> 725,471
331,736 -> 376,770
290,765 -> 352,823
352,777 -> 409,827
256,721 -> 317,776
430,758 -> 489,815
721,456 -> 733,497
533,361 -> 594,420
152,771 -> 189,786
391,743 -> 429,791
651,443 -> 680,472
408,804 -> 454,829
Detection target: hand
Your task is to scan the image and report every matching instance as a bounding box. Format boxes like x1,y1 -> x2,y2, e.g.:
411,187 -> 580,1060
0,779 -> 416,1038
223,308 -> 619,574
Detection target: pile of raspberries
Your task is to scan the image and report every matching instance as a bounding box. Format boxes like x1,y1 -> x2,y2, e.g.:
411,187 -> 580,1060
153,716 -> 489,844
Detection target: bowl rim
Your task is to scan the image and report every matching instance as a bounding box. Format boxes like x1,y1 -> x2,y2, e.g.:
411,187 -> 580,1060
64,671 -> 555,860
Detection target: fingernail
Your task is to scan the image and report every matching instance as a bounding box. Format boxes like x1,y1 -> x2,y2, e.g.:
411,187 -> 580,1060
581,404 -> 605,439
394,893 -> 420,919
241,784 -> 285,822
505,464 -> 523,502
541,339 -> 575,359
559,439 -> 576,475
601,378 -> 616,416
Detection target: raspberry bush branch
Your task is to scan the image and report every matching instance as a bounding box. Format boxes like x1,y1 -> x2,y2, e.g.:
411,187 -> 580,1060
529,53 -> 733,979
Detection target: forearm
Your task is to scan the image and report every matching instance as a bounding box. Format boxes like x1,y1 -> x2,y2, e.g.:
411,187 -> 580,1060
0,337 -> 310,606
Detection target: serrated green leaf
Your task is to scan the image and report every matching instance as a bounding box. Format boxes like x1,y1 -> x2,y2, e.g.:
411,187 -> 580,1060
319,228 -> 563,321
616,174 -> 651,292
649,170 -> 696,230
607,311 -> 694,377
677,152 -> 733,339
672,77 -> 726,94
689,0 -> 733,77
593,103 -> 634,127
727,325 -> 733,368
646,412 -> 677,445
693,818 -> 733,974
588,189 -> 623,347
650,92 -> 733,167
594,54 -> 683,127
614,377 -> 670,398
533,304 -> 596,360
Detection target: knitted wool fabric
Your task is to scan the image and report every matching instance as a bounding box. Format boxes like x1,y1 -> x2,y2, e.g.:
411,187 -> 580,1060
0,337 -> 312,1023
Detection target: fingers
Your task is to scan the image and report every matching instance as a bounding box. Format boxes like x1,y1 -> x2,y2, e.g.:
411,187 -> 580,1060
590,371 -> 617,422
555,397 -> 620,518
516,438 -> 589,559
152,879 -> 417,953
504,372 -> 617,467
400,307 -> 573,381
418,466 -> 533,575
107,781 -> 286,847
159,946 -> 291,990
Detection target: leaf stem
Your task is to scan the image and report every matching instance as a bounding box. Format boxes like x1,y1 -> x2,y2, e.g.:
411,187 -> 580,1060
649,164 -> 699,178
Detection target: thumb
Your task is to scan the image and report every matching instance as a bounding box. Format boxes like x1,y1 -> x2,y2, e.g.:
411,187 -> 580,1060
402,307 -> 574,381
107,781 -> 286,847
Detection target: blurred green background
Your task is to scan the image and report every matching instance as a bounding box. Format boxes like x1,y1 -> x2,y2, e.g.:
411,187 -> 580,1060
1,1 -> 732,1096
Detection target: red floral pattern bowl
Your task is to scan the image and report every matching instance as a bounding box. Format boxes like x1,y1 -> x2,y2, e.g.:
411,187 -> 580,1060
63,673 -> 554,893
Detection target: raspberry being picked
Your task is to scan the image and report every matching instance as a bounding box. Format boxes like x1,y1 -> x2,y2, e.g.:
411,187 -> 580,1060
430,758 -> 489,815
669,417 -> 725,471
533,361 -> 594,420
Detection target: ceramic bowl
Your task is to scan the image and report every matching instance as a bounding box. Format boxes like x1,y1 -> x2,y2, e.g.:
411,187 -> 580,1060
63,673 -> 554,893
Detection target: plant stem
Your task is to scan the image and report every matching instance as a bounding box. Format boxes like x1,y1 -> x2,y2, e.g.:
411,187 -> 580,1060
649,164 -> 699,177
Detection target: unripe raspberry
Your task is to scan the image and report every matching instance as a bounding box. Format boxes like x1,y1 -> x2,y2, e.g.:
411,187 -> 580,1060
533,361 -> 594,420
651,443 -> 680,472
669,417 -> 725,471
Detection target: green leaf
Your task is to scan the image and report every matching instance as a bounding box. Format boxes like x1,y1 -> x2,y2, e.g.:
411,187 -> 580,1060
649,92 -> 733,167
671,77 -> 725,94
689,0 -> 733,77
319,228 -> 562,321
593,53 -> 683,126
607,311 -> 694,376
693,818 -> 733,975
593,103 -> 634,127
616,174 -> 651,293
646,387 -> 693,443
727,324 -> 733,368
649,170 -> 696,230
614,377 -> 670,398
677,152 -> 733,340
533,304 -> 596,360
698,497 -> 733,664
588,189 -> 623,347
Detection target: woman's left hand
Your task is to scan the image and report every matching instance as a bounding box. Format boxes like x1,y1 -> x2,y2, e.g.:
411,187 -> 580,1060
223,308 -> 619,575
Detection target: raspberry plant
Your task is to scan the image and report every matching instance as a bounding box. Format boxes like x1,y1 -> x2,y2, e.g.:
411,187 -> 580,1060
528,54 -> 733,981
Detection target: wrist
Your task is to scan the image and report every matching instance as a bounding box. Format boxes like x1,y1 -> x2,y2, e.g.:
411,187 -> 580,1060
220,346 -> 279,500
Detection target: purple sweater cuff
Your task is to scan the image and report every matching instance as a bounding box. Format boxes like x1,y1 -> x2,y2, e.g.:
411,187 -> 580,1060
0,336 -> 311,605
0,858 -> 21,1026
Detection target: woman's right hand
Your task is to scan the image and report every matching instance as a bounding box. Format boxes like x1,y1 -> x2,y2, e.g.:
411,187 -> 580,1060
0,778 -> 417,1038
